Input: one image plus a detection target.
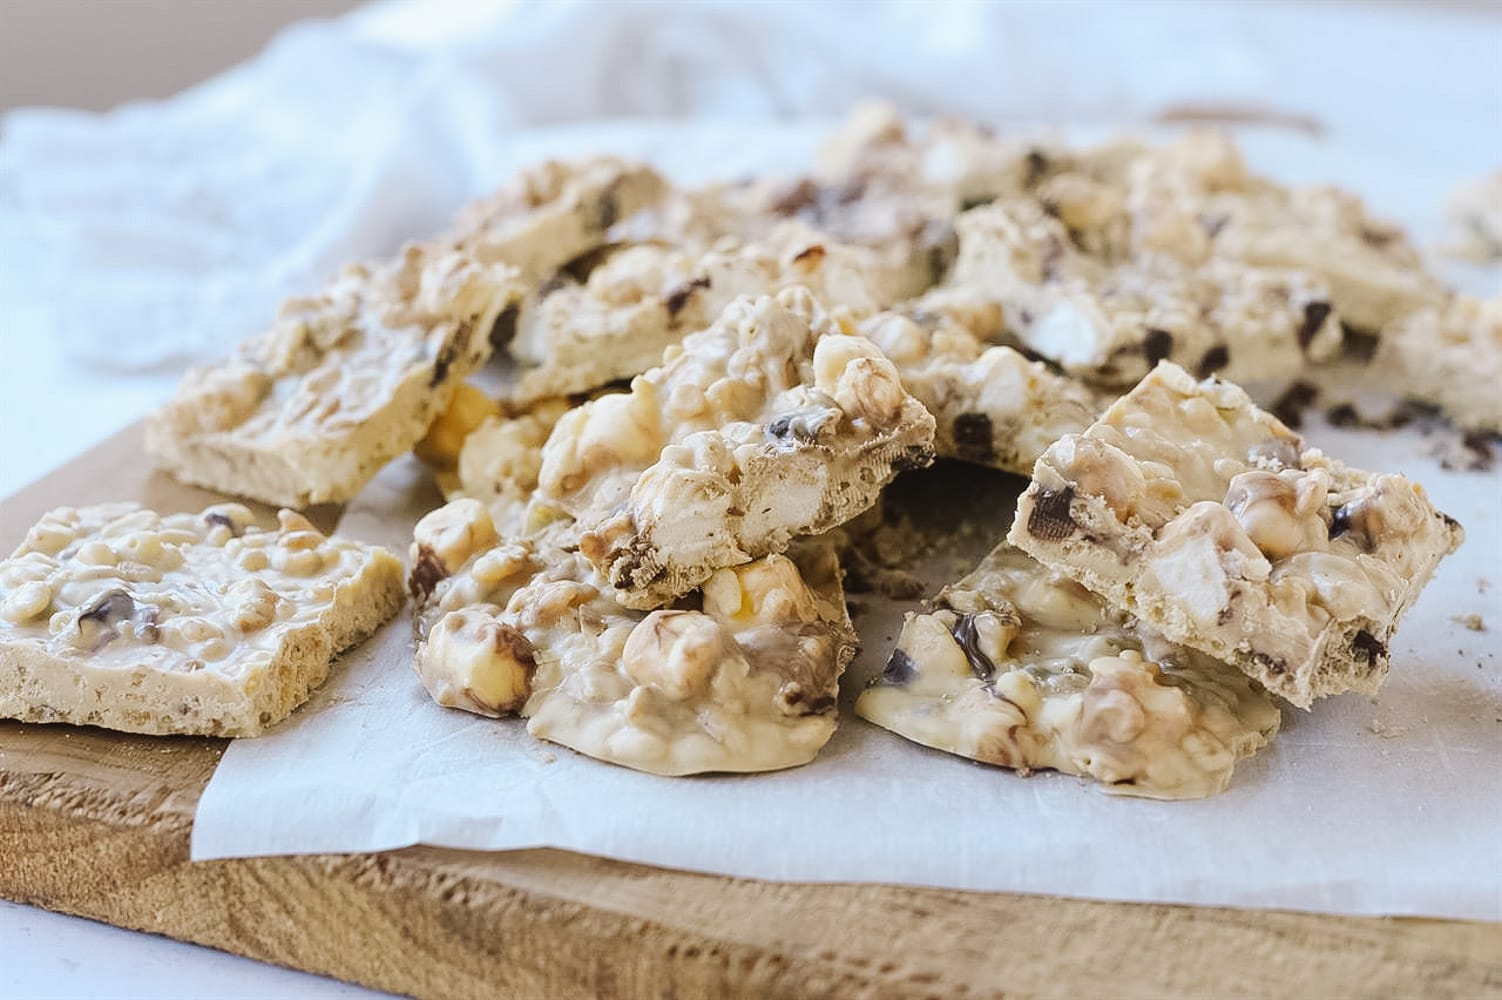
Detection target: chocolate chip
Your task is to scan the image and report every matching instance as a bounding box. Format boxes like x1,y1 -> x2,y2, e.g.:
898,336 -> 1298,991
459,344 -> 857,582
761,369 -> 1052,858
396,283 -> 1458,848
204,512 -> 243,536
1325,403 -> 1361,428
1025,486 -> 1077,541
952,413 -> 995,464
1144,329 -> 1174,368
80,588 -> 135,627
881,648 -> 919,685
951,614 -> 995,682
1196,345 -> 1230,378
596,188 -> 619,231
1329,504 -> 1352,541
1341,324 -> 1381,362
1297,301 -> 1332,349
664,276 -> 711,318
487,303 -> 519,352
409,545 -> 447,603
1352,629 -> 1387,670
1024,149 -> 1050,187
1269,380 -> 1320,430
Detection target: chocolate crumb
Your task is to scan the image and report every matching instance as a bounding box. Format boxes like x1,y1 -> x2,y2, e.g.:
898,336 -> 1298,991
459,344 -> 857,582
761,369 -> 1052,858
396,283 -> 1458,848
1325,402 -> 1362,428
1352,630 -> 1388,671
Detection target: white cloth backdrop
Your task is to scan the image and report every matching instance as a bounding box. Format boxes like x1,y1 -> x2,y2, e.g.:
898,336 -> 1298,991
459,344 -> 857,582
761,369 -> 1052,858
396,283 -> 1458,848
1,0 -> 1498,369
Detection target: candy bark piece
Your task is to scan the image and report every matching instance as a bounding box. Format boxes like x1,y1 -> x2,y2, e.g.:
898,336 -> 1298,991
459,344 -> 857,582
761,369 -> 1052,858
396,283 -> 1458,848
1009,362 -> 1464,707
508,225 -> 911,403
454,156 -> 668,278
951,198 -> 1343,388
859,307 -> 1105,475
146,240 -> 524,507
858,542 -> 1279,799
408,499 -> 856,775
0,503 -> 403,737
533,287 -> 936,609
1371,294 -> 1502,434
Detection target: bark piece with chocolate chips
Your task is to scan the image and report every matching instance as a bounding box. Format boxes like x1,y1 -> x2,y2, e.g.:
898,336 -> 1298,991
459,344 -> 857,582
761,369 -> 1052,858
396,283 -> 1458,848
857,541 -> 1280,799
147,239 -> 525,507
1009,362 -> 1463,707
408,499 -> 857,775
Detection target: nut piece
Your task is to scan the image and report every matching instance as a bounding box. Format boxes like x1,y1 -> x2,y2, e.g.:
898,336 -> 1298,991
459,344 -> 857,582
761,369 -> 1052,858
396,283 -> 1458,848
412,498 -> 498,577
419,607 -> 537,716
1224,470 -> 1328,561
621,610 -> 730,700
701,554 -> 820,626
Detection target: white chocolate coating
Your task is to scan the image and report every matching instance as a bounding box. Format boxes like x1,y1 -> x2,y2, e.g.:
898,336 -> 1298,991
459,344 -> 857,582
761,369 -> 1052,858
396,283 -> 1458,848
858,543 -> 1279,799
409,499 -> 856,775
1009,362 -> 1464,707
532,287 -> 936,609
0,503 -> 404,737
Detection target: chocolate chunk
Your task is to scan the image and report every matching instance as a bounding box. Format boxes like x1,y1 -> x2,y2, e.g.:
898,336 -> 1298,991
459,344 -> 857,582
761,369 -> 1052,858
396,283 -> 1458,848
1252,651 -> 1287,676
951,614 -> 996,682
951,413 -> 995,464
1297,301 -> 1332,349
766,405 -> 839,445
596,187 -> 619,231
881,648 -> 919,685
1144,329 -> 1174,368
204,511 -> 243,537
1025,486 -> 1077,541
487,303 -> 519,352
429,338 -> 460,388
1329,504 -> 1352,541
1341,324 -> 1381,362
1196,344 -> 1230,378
1325,403 -> 1362,428
891,444 -> 935,473
1024,149 -> 1050,187
1269,380 -> 1320,430
409,545 -> 447,603
664,276 -> 711,318
1351,629 -> 1387,670
80,588 -> 135,627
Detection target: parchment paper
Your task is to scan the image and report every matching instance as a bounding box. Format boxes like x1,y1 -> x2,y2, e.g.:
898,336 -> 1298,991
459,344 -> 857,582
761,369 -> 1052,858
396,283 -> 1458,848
190,125 -> 1502,921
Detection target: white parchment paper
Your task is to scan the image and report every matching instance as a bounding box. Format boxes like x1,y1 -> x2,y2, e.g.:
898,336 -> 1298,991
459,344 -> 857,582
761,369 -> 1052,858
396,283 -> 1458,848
190,125 -> 1502,920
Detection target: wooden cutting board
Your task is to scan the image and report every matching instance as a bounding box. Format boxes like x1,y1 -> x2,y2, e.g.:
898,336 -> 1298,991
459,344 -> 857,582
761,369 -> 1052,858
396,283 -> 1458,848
2,423 -> 1499,999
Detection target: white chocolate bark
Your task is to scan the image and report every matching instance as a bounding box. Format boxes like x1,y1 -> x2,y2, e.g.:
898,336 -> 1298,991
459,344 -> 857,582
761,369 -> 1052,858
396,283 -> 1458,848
0,503 -> 403,737
1009,362 -> 1465,707
858,543 -> 1279,799
1372,294 -> 1502,433
533,287 -> 936,609
508,225 -> 909,403
859,307 -> 1105,475
408,499 -> 856,775
454,156 -> 668,278
147,240 -> 524,507
951,197 -> 1343,388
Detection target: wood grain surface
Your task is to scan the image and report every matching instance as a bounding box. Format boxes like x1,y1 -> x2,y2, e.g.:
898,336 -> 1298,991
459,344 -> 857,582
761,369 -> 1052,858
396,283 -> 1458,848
2,424 -> 1500,999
